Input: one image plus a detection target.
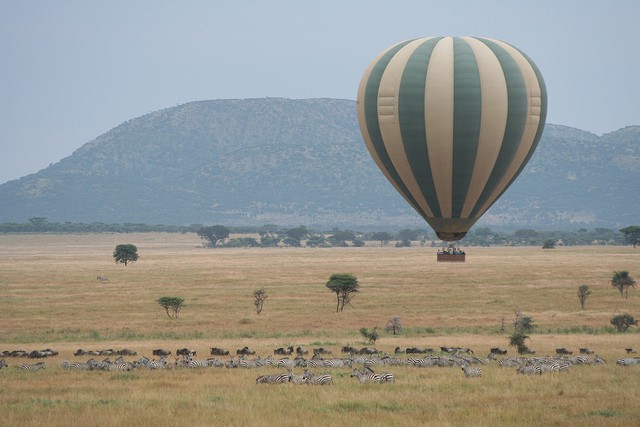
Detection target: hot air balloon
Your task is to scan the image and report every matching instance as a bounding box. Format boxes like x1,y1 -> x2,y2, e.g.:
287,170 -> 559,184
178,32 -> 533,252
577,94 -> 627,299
357,37 -> 547,242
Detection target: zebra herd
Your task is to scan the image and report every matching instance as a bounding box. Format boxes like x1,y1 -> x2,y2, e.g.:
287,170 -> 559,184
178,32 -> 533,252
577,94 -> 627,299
3,345 -> 639,386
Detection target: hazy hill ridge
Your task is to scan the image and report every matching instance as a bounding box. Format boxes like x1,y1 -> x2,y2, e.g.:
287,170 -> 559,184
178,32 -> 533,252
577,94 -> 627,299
1,98 -> 638,230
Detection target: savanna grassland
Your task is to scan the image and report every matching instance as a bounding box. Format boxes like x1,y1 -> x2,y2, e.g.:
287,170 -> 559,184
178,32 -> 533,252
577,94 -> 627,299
0,233 -> 639,426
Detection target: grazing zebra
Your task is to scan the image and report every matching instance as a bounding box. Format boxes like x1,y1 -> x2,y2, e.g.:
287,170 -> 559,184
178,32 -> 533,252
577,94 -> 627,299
302,369 -> 333,385
569,355 -> 606,365
106,362 -> 135,371
517,365 -> 542,375
323,358 -> 351,368
497,358 -> 521,368
461,365 -> 482,378
616,357 -> 640,366
255,372 -> 292,384
351,368 -> 394,384
19,362 -> 46,371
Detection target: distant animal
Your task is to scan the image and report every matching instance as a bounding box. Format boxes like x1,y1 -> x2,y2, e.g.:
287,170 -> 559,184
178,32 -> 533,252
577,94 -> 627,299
19,362 -> 46,371
236,346 -> 255,356
296,346 -> 308,356
211,347 -> 230,356
625,348 -> 637,354
96,276 -> 108,282
555,348 -> 573,355
351,368 -> 394,384
176,348 -> 196,356
579,348 -> 594,354
255,372 -> 291,384
152,349 -> 172,357
490,347 -> 508,355
274,346 -> 293,356
314,347 -> 333,356
461,365 -> 482,378
0,359 -> 7,369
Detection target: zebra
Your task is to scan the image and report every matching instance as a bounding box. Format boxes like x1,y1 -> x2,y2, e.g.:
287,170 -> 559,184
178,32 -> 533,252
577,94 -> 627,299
0,359 -> 7,369
569,355 -> 606,365
516,365 -> 542,375
19,362 -> 46,371
255,372 -> 292,384
302,369 -> 333,385
289,370 -> 307,385
106,361 -> 135,371
323,358 -> 351,368
351,368 -> 394,384
616,357 -> 640,366
461,365 -> 482,378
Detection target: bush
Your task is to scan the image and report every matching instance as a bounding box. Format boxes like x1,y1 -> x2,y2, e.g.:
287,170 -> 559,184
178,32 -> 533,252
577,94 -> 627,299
359,327 -> 379,344
611,313 -> 638,332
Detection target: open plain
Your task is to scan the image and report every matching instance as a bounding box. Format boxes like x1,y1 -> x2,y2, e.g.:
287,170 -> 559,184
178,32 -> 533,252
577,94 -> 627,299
0,233 -> 639,426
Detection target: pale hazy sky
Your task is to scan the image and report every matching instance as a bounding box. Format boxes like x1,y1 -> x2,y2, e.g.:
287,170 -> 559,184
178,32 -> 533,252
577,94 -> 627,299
1,1 -> 638,184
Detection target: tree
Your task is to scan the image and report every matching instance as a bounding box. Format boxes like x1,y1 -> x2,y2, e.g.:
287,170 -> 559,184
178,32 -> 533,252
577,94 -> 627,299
577,285 -> 592,309
197,225 -> 230,248
359,327 -> 379,344
385,316 -> 403,335
157,296 -> 184,319
509,332 -> 532,354
611,313 -> 638,332
113,244 -> 139,266
620,226 -> 640,248
371,232 -> 393,247
253,289 -> 268,315
326,273 -> 359,312
542,239 -> 556,249
611,270 -> 636,299
284,226 -> 309,241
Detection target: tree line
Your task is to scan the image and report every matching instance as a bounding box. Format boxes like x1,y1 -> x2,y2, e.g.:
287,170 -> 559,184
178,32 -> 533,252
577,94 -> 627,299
1,217 -> 639,248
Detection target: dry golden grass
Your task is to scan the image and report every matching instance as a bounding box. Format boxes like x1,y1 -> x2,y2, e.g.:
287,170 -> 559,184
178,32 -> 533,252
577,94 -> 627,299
0,233 -> 639,426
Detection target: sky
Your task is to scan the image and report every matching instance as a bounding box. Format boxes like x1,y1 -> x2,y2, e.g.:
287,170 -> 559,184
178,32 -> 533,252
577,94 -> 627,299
1,1 -> 639,184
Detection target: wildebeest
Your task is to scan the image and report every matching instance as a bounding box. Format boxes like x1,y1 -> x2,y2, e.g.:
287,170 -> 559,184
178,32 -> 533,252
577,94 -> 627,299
626,347 -> 637,354
274,346 -> 293,356
236,346 -> 255,356
211,347 -> 230,356
152,349 -> 172,357
211,347 -> 229,356
490,347 -> 508,355
314,347 -> 333,356
579,347 -> 594,354
405,347 -> 433,354
556,348 -> 573,355
296,346 -> 308,356
177,348 -> 196,356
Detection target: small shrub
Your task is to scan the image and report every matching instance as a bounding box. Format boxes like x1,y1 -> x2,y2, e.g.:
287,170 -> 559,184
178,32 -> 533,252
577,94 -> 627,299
610,313 -> 638,332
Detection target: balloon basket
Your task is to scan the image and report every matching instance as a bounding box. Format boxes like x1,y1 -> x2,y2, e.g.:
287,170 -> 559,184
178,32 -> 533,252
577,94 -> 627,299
437,253 -> 466,262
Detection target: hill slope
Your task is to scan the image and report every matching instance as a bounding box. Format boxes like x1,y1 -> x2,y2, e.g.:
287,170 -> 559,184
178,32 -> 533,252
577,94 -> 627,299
1,98 -> 638,230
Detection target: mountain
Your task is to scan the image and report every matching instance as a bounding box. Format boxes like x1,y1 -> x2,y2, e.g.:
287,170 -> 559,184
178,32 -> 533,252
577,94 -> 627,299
0,98 -> 638,231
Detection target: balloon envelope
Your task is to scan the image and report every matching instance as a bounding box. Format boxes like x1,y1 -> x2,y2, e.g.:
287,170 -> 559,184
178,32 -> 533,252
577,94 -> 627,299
357,37 -> 547,241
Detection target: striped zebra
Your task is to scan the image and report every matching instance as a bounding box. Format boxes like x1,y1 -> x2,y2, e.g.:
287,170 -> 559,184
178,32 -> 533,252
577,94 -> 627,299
616,357 -> 640,366
323,358 -> 352,369
351,368 -> 394,384
516,365 -> 542,375
19,362 -> 46,371
255,372 -> 292,384
569,355 -> 606,365
106,361 -> 135,371
289,370 -> 307,385
461,365 -> 482,378
497,358 -> 521,368
302,370 -> 333,385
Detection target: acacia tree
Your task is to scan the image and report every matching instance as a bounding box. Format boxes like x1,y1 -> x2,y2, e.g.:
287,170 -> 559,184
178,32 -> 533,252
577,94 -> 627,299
620,226 -> 640,248
611,313 -> 638,332
578,285 -> 592,309
113,244 -> 139,266
253,288 -> 268,315
371,232 -> 393,247
326,273 -> 359,312
157,296 -> 184,319
611,270 -> 636,299
197,225 -> 230,248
